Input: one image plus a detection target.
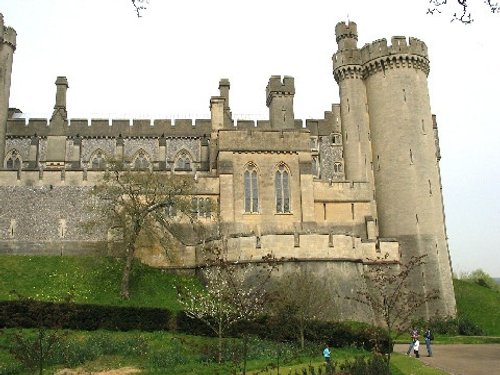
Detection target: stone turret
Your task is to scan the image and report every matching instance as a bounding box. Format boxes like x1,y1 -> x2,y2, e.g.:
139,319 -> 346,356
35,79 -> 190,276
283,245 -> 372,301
266,75 -> 295,130
0,13 -> 16,165
333,21 -> 373,184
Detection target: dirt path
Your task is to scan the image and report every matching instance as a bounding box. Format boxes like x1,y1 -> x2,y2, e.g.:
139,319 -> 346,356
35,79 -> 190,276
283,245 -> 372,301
394,344 -> 500,375
56,368 -> 141,375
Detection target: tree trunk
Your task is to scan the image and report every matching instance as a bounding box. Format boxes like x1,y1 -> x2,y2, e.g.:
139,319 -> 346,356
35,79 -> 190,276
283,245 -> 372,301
38,329 -> 43,375
299,317 -> 305,350
121,223 -> 141,299
120,249 -> 134,299
218,318 -> 223,363
242,334 -> 248,375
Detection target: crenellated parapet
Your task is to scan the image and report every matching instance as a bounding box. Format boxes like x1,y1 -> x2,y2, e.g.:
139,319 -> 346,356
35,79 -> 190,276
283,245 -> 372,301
0,14 -> 16,50
334,21 -> 430,82
360,36 -> 428,63
265,75 -> 295,106
360,36 -> 429,78
7,118 -> 212,138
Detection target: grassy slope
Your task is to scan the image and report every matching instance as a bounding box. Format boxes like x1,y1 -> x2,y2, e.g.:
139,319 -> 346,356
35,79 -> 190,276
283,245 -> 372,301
454,279 -> 500,335
0,255 -> 190,310
1,255 -> 499,334
1,256 -> 498,374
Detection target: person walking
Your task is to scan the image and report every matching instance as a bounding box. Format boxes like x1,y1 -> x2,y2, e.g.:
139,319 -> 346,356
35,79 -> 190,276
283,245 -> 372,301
424,327 -> 433,357
406,327 -> 419,355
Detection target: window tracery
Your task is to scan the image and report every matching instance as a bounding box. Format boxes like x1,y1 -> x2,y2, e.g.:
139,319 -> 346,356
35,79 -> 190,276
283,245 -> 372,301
5,150 -> 21,170
275,164 -> 290,213
244,164 -> 259,213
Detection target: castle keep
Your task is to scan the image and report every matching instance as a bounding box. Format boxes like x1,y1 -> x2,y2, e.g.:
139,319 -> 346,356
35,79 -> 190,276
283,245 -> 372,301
0,14 -> 456,319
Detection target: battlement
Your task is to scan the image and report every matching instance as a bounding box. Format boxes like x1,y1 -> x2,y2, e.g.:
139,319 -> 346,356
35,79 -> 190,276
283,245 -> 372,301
214,233 -> 399,264
360,36 -> 428,63
7,117 -> 212,138
0,14 -> 16,49
335,21 -> 358,42
266,75 -> 295,105
332,48 -> 363,70
6,114 -> 344,138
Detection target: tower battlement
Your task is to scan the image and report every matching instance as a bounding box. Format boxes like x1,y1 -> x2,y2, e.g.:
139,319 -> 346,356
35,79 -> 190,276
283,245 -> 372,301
335,21 -> 358,43
360,36 -> 428,63
0,13 -> 16,49
266,75 -> 295,106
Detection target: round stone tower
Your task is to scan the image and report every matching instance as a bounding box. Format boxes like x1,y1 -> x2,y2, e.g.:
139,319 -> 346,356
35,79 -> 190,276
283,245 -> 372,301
0,13 -> 16,165
333,21 -> 373,184
361,34 -> 456,316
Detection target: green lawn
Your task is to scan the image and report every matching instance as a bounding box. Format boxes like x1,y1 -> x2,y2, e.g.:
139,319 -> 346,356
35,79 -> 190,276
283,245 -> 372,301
390,353 -> 449,375
0,255 -> 190,310
454,279 -> 500,335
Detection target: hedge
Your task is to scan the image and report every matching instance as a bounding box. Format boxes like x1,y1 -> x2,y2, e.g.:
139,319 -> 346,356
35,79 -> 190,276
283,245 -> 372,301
1,301 -> 390,352
0,300 -> 172,331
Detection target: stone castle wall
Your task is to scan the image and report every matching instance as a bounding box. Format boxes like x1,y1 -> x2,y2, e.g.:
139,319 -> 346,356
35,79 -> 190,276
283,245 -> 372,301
0,13 -> 457,321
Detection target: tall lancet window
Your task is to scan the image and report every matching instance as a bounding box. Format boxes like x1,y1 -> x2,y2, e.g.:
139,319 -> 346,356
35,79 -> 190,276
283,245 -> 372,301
244,164 -> 259,213
275,164 -> 290,213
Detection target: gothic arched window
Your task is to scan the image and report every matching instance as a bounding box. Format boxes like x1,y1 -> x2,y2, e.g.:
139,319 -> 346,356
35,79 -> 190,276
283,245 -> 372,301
175,151 -> 192,171
134,150 -> 150,170
275,164 -> 290,213
334,162 -> 343,173
5,150 -> 21,170
90,150 -> 106,170
244,164 -> 259,213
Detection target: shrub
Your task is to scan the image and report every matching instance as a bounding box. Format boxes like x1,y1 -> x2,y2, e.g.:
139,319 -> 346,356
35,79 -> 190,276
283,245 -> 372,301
412,315 -> 485,336
340,354 -> 390,375
457,316 -> 484,336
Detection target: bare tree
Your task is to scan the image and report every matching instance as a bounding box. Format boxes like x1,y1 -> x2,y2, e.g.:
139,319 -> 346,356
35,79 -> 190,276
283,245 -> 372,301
271,270 -> 338,350
427,0 -> 499,24
89,163 -> 194,299
347,254 -> 439,363
131,0 -> 149,18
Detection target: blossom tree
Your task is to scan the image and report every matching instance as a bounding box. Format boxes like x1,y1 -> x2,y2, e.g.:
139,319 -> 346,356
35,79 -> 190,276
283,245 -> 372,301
177,244 -> 280,368
348,254 -> 439,362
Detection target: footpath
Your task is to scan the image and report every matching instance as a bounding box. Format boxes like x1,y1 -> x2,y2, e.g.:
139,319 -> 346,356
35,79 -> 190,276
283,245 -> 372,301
394,343 -> 500,375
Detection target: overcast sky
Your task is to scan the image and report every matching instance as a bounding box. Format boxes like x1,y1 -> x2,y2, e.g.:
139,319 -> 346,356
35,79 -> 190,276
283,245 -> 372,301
2,1 -> 499,276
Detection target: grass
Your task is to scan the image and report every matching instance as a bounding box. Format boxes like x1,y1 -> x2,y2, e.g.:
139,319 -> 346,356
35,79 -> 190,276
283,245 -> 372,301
390,353 -> 449,375
454,279 -> 500,335
0,255 -> 191,310
0,329 -> 368,375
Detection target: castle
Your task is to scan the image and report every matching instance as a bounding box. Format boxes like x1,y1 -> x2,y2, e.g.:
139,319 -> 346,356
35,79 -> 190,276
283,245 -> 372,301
0,13 -> 456,320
